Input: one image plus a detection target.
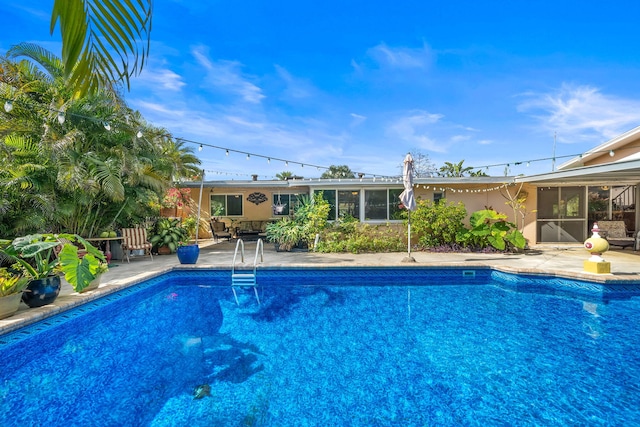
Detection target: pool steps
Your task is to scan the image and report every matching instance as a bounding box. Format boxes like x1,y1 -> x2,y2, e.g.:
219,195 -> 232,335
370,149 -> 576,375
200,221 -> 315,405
231,238 -> 264,304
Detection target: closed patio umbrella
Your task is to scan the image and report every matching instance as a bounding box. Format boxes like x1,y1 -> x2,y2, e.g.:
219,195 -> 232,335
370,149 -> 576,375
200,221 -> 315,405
399,153 -> 416,262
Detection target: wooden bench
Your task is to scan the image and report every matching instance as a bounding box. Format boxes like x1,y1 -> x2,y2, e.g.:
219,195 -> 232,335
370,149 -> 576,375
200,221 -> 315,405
596,220 -> 638,250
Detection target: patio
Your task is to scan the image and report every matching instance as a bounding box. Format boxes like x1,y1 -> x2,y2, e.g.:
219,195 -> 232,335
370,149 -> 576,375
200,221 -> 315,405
2,239 -> 640,336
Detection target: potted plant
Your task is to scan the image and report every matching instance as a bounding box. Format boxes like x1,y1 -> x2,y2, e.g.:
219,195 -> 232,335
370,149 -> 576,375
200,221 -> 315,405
176,241 -> 200,264
265,218 -> 305,252
0,267 -> 29,319
0,234 -> 107,305
149,218 -> 189,254
57,240 -> 108,293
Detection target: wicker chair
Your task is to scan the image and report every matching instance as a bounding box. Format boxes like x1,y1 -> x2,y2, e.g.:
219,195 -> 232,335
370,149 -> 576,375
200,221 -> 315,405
120,228 -> 154,262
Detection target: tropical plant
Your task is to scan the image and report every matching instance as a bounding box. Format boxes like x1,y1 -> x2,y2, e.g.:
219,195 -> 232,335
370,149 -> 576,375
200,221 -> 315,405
275,171 -> 293,181
265,193 -> 330,251
0,267 -> 29,297
57,239 -> 108,292
265,218 -> 305,251
461,209 -> 527,251
438,160 -> 474,177
320,165 -> 355,179
50,0 -> 153,95
148,218 -> 189,253
0,233 -> 106,292
0,46 -> 201,238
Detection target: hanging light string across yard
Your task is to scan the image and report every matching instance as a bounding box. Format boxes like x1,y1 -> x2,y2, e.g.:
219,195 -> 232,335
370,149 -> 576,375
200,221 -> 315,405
1,94 -> 628,179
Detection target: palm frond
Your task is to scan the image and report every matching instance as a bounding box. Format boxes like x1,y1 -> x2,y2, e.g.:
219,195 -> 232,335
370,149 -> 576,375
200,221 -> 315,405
50,0 -> 152,94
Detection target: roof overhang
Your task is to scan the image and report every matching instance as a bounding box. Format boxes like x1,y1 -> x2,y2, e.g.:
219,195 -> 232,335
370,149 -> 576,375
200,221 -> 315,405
557,125 -> 640,170
516,158 -> 640,186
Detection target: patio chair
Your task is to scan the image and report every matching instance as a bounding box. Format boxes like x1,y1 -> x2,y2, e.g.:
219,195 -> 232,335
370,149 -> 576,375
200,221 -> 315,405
210,220 -> 232,242
121,228 -> 154,262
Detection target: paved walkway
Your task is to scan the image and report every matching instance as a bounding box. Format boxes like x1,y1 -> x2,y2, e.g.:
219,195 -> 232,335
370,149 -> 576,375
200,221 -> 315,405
2,240 -> 639,336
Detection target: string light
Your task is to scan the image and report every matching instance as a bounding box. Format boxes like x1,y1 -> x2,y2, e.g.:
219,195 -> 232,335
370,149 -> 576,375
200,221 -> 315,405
1,95 -> 628,180
198,144 -> 203,151
246,153 -> 250,160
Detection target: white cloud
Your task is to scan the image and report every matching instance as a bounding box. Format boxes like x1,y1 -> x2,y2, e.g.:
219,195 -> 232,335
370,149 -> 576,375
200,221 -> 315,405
191,46 -> 265,104
367,42 -> 432,69
274,65 -> 315,99
387,110 -> 446,152
136,67 -> 186,91
350,113 -> 367,127
517,84 -> 640,143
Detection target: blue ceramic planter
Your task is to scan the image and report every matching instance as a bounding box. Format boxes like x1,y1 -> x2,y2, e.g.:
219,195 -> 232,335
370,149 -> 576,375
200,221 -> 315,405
22,276 -> 61,308
176,244 -> 199,264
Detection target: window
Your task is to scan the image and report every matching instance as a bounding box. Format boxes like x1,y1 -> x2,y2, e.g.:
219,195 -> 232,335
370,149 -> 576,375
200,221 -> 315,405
537,186 -> 586,242
320,190 -> 337,220
272,194 -> 301,216
433,192 -> 444,204
338,190 -> 360,219
320,188 -> 404,221
365,190 -> 386,220
210,194 -> 243,216
365,189 -> 404,220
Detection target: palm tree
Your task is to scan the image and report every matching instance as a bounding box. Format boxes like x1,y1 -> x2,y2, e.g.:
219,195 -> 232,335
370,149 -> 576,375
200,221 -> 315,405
0,45 -> 199,237
50,0 -> 153,95
276,171 -> 293,180
321,165 -> 355,179
438,160 -> 474,177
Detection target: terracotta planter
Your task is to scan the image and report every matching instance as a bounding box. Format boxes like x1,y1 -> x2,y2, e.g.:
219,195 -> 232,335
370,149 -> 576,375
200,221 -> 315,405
176,244 -> 199,264
0,293 -> 23,319
22,276 -> 61,308
157,245 -> 171,255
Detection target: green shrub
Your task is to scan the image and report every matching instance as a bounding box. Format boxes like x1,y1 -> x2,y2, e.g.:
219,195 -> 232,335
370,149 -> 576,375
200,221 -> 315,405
410,199 -> 467,248
316,223 -> 404,253
459,209 -> 526,251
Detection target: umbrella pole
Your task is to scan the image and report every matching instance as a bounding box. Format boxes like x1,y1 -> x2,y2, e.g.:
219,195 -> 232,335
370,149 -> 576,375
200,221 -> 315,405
408,210 -> 411,257
403,210 -> 416,262
195,169 -> 204,244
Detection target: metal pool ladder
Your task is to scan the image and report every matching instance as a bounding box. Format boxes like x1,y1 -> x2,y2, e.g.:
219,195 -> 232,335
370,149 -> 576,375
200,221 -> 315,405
231,238 -> 264,305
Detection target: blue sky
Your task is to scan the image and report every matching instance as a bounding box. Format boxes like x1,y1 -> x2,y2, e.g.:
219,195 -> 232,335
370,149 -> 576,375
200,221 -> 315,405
3,1 -> 640,179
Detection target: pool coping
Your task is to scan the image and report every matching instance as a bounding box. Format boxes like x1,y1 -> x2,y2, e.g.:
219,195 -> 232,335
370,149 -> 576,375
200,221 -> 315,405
2,259 -> 640,337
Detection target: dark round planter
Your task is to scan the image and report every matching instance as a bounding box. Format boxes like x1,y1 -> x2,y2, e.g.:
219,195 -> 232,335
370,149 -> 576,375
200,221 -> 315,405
22,276 -> 61,308
176,244 -> 199,264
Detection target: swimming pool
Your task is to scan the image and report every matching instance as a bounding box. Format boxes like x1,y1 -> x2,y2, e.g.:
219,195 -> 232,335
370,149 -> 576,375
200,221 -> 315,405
1,268 -> 640,426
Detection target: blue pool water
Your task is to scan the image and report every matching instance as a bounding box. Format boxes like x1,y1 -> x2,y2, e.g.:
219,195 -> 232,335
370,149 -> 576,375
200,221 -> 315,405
1,268 -> 640,426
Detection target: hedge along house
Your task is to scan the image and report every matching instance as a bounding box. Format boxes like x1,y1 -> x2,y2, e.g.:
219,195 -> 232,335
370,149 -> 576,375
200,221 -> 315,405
515,125 -> 640,243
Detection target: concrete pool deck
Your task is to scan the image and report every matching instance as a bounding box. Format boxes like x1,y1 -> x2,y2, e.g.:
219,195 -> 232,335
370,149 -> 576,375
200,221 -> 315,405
2,240 -> 639,336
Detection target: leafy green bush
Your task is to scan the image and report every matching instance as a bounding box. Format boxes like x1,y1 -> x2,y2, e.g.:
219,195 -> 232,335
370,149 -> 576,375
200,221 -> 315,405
410,199 -> 467,248
459,209 -> 526,251
316,223 -> 404,253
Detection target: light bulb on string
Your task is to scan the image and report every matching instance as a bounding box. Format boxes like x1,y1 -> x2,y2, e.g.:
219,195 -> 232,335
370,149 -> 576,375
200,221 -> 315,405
609,150 -> 615,157
57,111 -> 66,125
198,144 -> 203,152
225,149 -> 229,156
136,130 -> 143,138
246,154 -> 250,160
103,122 -> 111,131
285,161 -> 289,166
4,100 -> 13,112
267,158 -> 271,164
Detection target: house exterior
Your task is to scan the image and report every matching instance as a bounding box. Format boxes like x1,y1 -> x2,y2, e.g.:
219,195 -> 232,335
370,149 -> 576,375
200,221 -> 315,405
182,125 -> 640,245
